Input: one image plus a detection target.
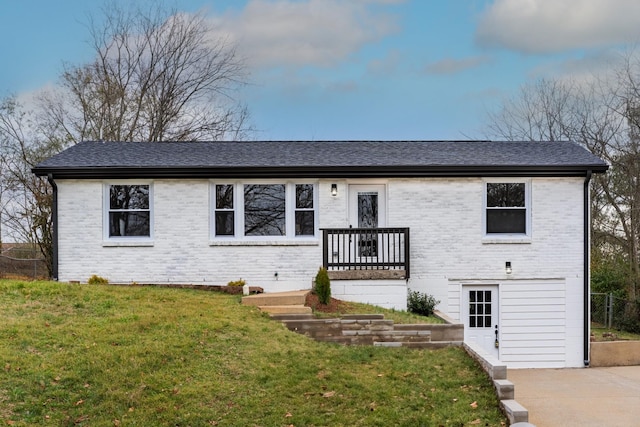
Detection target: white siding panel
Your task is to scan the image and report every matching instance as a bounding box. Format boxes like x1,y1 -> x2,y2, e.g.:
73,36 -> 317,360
502,290 -> 565,299
502,346 -> 566,355
501,316 -> 564,326
502,325 -> 565,334
501,306 -> 566,314
500,280 -> 567,368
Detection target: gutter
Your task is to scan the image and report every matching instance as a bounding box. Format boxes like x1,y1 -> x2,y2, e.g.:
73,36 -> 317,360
584,170 -> 592,366
47,174 -> 58,281
33,164 -> 609,180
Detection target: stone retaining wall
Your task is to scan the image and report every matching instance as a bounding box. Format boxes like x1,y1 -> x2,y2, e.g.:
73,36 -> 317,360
278,314 -> 463,347
591,341 -> 640,367
463,341 -> 532,426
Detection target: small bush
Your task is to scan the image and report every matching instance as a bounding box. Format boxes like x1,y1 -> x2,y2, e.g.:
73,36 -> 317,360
407,290 -> 439,316
87,275 -> 109,285
314,267 -> 331,305
227,279 -> 246,287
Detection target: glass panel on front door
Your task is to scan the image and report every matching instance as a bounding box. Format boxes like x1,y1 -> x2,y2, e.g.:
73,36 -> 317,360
468,290 -> 492,328
358,192 -> 378,257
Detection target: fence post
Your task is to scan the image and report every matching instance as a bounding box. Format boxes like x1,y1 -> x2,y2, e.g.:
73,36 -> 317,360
607,293 -> 614,329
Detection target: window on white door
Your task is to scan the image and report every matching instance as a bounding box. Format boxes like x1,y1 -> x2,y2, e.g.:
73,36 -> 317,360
468,289 -> 492,328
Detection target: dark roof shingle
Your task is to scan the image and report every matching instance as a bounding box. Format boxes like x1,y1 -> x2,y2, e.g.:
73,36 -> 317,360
32,140 -> 608,179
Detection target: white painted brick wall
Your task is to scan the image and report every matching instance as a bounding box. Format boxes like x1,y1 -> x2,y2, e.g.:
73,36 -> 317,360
388,178 -> 584,288
57,177 -> 585,288
58,179 -> 325,291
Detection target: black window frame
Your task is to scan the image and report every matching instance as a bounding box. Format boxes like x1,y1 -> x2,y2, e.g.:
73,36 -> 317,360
484,181 -> 530,237
211,182 -> 317,240
106,183 -> 152,239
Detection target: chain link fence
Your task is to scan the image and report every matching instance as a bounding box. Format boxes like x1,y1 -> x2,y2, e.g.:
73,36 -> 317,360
591,292 -> 640,333
0,245 -> 48,280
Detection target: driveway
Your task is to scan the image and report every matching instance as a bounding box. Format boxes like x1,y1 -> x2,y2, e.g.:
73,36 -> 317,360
508,366 -> 640,427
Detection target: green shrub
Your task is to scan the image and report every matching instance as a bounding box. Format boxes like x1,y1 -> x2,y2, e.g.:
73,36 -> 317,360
87,275 -> 109,285
407,290 -> 439,316
227,279 -> 246,287
314,267 -> 331,305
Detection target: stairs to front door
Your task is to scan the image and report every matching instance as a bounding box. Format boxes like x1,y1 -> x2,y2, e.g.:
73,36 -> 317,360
241,290 -> 312,315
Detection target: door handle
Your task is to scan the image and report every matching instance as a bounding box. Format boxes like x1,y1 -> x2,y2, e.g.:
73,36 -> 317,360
494,325 -> 499,348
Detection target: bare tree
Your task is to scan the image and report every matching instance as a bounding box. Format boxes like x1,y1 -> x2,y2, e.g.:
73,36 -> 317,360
485,56 -> 640,300
41,3 -> 250,143
0,97 -> 62,276
485,78 -> 579,142
0,3 -> 251,277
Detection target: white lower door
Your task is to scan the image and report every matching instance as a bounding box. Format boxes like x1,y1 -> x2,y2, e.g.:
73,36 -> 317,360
463,285 -> 499,359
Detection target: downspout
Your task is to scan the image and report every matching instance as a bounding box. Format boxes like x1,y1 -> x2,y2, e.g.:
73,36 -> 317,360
583,170 -> 592,367
47,174 -> 58,281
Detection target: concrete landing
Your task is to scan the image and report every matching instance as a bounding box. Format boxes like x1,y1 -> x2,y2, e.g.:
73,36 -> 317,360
242,290 -> 311,315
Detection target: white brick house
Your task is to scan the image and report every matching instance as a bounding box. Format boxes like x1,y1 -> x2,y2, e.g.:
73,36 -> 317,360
33,140 -> 607,368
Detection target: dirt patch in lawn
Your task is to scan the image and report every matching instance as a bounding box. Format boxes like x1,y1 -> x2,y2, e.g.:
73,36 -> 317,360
305,292 -> 355,315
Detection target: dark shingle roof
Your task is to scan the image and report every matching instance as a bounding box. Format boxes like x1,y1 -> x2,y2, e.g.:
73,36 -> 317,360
32,140 -> 608,179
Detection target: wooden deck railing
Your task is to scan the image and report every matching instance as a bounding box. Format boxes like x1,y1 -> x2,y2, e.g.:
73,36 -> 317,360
321,227 -> 410,279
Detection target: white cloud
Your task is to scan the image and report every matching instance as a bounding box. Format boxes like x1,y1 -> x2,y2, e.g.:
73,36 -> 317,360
476,0 -> 640,53
526,48 -> 624,82
209,0 -> 400,68
367,49 -> 402,74
424,55 -> 493,75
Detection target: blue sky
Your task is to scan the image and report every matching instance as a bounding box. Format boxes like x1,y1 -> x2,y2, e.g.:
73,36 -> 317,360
2,0 -> 640,140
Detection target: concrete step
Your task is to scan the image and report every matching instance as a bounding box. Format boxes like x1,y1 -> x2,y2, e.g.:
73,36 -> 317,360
374,341 -> 458,349
242,290 -> 309,307
393,324 -> 436,331
270,313 -> 314,321
341,314 -> 385,320
258,305 -> 312,315
316,336 -> 353,345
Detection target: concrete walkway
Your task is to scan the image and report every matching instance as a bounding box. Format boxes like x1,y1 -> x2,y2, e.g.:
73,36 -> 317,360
508,366 -> 640,427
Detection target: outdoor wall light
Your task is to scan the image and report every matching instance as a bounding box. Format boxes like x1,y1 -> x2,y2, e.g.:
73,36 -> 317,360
331,184 -> 338,196
505,261 -> 512,275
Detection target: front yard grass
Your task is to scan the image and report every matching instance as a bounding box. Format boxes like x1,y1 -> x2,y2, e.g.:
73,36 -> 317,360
0,280 -> 505,426
305,292 -> 444,324
591,323 -> 640,341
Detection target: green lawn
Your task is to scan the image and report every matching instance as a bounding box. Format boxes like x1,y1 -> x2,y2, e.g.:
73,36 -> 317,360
0,280 -> 506,426
591,323 -> 640,341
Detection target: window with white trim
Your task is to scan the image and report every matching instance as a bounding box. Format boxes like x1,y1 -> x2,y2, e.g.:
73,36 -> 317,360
214,184 -> 235,236
212,182 -> 317,239
294,184 -> 314,236
106,184 -> 152,238
244,184 -> 286,236
484,181 -> 530,236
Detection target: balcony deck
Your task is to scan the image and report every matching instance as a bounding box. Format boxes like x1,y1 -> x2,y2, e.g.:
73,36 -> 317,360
321,227 -> 410,280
